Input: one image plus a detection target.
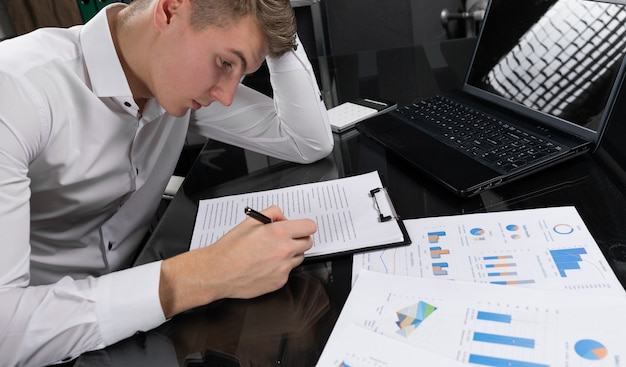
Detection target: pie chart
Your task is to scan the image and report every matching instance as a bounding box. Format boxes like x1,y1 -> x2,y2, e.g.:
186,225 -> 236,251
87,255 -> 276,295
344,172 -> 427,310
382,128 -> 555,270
470,228 -> 485,236
574,339 -> 608,360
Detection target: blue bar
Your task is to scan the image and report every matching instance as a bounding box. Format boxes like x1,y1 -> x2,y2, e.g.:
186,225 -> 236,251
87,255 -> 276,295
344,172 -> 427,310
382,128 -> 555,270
469,354 -> 549,367
432,262 -> 449,268
487,272 -> 517,277
484,255 -> 513,260
476,311 -> 511,323
550,248 -> 587,277
551,253 -> 584,261
555,263 -> 581,277
428,231 -> 446,237
490,279 -> 536,285
473,332 -> 535,348
485,263 -> 516,268
550,248 -> 586,262
550,248 -> 586,257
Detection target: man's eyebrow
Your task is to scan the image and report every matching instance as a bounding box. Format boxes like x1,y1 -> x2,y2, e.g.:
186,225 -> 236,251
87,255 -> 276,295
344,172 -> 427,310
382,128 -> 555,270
228,49 -> 248,73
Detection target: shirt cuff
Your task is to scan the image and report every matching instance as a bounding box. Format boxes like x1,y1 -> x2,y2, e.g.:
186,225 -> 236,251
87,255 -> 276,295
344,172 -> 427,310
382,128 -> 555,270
96,261 -> 166,346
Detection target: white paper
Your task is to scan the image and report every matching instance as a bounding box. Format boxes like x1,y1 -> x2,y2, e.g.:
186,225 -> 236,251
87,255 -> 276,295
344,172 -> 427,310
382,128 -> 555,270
316,324 -> 465,367
353,206 -> 625,296
332,270 -> 626,366
189,171 -> 405,257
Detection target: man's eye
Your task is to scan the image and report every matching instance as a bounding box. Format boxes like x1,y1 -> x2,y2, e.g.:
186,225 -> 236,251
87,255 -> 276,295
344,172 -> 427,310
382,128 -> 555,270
220,58 -> 232,69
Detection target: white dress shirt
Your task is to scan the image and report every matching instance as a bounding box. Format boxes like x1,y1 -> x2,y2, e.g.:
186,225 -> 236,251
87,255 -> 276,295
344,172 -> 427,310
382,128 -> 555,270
0,4 -> 332,366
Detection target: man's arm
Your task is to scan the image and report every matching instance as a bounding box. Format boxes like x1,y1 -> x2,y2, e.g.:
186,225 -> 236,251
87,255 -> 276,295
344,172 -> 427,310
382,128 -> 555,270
0,73 -> 166,366
189,35 -> 334,164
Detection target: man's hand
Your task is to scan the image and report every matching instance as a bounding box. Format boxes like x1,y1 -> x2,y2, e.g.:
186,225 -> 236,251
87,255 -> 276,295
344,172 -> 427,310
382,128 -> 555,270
159,205 -> 315,318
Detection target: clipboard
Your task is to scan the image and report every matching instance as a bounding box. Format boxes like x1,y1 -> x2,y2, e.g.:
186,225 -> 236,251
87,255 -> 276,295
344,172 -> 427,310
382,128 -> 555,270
303,185 -> 411,261
189,171 -> 411,260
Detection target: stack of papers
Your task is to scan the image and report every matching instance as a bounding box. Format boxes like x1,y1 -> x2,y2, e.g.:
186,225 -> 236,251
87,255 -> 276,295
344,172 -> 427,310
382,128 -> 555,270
317,207 -> 626,366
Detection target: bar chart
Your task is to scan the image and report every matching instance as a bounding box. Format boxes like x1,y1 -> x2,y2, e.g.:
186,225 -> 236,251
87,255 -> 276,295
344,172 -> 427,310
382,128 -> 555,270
353,207 -> 624,296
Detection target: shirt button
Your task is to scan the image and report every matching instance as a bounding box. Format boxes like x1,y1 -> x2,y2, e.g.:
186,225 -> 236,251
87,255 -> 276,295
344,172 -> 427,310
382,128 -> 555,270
108,241 -> 113,251
124,101 -> 132,107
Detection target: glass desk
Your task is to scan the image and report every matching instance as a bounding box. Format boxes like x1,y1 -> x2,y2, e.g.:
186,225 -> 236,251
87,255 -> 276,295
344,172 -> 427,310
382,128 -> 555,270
74,38 -> 626,366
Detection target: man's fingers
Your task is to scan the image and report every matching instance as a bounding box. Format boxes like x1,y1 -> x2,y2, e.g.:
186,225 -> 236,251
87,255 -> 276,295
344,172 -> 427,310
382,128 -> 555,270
260,205 -> 288,222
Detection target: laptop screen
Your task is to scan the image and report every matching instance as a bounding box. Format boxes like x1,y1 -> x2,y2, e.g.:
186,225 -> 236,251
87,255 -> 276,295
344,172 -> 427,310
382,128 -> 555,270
464,0 -> 626,142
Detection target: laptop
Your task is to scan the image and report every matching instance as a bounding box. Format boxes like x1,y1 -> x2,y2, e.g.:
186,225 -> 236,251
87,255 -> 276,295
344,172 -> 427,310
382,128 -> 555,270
356,0 -> 626,198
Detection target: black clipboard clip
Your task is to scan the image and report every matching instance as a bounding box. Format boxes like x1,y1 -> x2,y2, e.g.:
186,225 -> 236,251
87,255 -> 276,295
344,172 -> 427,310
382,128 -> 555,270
369,187 -> 399,222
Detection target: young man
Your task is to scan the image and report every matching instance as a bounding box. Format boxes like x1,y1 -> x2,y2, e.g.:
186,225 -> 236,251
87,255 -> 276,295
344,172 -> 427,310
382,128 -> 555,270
0,0 -> 333,365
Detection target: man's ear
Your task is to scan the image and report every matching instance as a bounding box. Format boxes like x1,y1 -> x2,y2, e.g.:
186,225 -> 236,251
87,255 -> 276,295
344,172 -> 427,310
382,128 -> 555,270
154,0 -> 184,30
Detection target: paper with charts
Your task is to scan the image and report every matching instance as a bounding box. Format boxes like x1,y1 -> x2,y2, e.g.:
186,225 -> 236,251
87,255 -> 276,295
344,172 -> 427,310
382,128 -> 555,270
189,171 -> 406,258
315,323 -> 466,367
322,270 -> 626,367
353,206 -> 624,296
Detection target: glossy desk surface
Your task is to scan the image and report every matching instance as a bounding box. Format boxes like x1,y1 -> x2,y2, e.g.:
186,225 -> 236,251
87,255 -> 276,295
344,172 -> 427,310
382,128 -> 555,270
75,38 -> 626,366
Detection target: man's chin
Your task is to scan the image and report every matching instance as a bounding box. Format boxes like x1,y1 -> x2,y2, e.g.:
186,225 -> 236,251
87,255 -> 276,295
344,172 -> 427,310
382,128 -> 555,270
166,107 -> 191,117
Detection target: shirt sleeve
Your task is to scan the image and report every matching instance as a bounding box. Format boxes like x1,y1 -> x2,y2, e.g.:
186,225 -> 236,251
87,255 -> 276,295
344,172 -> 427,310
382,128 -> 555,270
0,72 -> 166,367
189,35 -> 334,164
0,263 -> 166,366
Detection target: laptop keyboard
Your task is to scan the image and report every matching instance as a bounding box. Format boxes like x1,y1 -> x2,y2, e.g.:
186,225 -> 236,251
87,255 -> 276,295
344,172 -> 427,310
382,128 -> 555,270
395,95 -> 564,173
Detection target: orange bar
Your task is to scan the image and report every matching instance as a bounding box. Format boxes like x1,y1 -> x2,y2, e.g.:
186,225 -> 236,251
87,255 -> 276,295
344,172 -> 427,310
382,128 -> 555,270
430,249 -> 450,255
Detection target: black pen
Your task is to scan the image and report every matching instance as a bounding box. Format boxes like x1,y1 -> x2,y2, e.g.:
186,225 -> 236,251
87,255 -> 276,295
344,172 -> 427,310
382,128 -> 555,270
244,206 -> 272,224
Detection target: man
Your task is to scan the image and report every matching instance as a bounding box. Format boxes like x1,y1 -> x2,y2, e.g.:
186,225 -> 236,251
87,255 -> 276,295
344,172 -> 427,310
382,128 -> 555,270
0,0 -> 333,365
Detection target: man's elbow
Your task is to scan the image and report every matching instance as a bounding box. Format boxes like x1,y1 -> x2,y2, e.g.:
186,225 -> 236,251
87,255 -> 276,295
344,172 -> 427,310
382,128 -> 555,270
295,139 -> 335,164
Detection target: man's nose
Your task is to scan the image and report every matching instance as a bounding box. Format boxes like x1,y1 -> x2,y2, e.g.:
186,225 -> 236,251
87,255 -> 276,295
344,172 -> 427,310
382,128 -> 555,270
210,77 -> 238,107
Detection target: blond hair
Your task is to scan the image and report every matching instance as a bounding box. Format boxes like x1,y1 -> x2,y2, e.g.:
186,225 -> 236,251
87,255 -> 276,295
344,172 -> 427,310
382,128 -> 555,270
129,0 -> 297,57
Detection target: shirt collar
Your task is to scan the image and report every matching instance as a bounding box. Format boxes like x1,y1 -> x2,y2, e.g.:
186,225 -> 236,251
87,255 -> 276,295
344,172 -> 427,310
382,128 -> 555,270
80,4 -> 133,99
79,4 -> 166,119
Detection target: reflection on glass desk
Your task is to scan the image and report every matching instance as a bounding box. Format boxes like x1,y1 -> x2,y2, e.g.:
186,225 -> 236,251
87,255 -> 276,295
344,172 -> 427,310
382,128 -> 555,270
75,38 -> 626,366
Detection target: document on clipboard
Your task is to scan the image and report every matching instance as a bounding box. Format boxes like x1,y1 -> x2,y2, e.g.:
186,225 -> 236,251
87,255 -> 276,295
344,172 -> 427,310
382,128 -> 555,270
188,171 -> 411,259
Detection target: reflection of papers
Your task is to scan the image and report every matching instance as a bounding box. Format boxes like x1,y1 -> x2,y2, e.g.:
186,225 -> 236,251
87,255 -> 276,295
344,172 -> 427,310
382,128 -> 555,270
189,171 -> 406,258
316,324 -> 465,367
327,270 -> 626,366
353,206 -> 625,297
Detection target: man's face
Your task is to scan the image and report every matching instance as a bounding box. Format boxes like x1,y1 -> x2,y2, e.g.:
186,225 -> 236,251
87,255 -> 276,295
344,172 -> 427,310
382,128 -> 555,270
151,9 -> 269,117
